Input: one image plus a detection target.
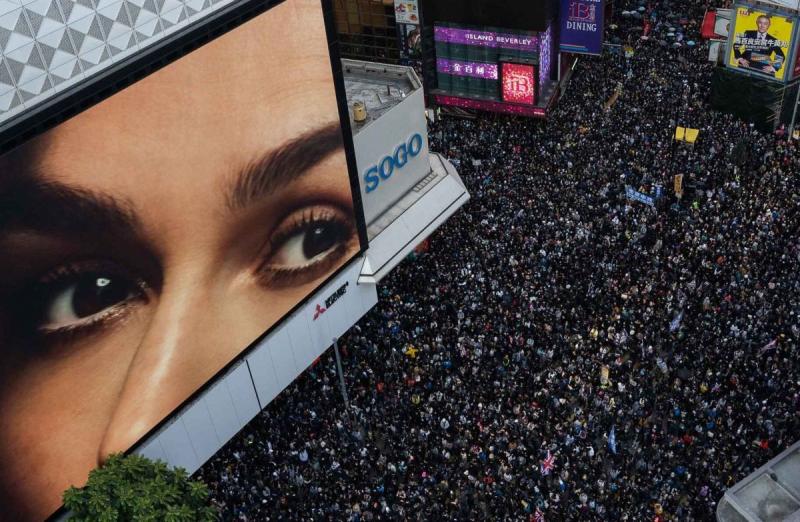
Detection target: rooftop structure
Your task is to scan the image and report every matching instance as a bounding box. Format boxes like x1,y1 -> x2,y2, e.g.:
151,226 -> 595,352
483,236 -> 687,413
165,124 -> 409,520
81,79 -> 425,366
342,60 -> 421,132
340,59 -> 469,281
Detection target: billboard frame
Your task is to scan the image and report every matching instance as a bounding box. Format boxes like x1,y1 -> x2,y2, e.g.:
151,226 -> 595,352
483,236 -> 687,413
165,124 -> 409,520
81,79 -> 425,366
0,1 -> 370,519
725,2 -> 800,83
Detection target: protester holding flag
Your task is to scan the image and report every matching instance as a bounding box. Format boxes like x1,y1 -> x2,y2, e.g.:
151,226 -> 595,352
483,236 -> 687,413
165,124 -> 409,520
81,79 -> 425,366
541,450 -> 556,477
608,425 -> 618,455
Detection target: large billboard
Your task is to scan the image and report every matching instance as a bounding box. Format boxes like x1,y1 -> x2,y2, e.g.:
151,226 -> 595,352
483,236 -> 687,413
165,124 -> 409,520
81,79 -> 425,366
434,23 -> 540,101
727,4 -> 797,82
559,0 -> 605,55
0,0 -> 363,519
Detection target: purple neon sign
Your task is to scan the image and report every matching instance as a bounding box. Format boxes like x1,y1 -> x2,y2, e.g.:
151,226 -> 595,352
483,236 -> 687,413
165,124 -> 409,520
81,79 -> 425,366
436,58 -> 498,79
539,22 -> 553,87
434,26 -> 539,52
434,94 -> 546,117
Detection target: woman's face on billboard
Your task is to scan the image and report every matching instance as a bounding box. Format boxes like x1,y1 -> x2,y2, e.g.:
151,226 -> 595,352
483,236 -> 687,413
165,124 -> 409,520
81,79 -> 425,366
0,1 -> 359,519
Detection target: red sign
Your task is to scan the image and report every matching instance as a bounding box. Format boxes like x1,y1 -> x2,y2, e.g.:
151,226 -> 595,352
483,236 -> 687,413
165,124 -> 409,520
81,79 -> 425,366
501,62 -> 537,105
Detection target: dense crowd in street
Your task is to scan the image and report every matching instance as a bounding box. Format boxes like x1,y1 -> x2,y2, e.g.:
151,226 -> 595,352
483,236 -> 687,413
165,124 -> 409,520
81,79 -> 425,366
199,0 -> 800,519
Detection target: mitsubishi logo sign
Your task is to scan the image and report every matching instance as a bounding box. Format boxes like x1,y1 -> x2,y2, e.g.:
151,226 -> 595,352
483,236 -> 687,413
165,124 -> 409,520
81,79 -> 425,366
313,282 -> 349,321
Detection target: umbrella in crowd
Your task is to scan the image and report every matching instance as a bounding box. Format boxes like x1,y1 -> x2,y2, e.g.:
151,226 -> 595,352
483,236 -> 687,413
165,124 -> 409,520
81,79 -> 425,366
197,0 -> 800,520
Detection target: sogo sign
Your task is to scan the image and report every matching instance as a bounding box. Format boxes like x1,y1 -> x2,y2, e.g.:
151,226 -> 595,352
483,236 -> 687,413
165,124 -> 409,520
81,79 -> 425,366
363,133 -> 424,193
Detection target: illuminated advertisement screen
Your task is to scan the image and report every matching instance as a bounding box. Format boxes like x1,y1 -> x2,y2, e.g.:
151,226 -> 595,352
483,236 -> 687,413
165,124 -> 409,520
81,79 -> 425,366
434,22 -> 539,100
727,4 -> 796,82
501,62 -> 537,105
559,0 -> 605,55
0,0 -> 361,519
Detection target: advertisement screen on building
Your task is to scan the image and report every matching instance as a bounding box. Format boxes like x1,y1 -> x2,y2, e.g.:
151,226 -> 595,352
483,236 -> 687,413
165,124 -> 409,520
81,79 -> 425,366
394,0 -> 421,64
501,62 -> 537,105
434,23 -> 539,100
393,0 -> 419,24
560,0 -> 605,55
727,4 -> 796,82
0,0 -> 362,519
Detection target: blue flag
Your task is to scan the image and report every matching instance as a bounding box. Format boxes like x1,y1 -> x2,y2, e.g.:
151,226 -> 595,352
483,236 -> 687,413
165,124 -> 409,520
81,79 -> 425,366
608,425 -> 617,455
669,310 -> 684,332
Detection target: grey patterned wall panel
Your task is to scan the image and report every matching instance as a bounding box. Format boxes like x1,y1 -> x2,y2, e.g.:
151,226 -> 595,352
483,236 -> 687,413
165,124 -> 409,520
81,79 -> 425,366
0,0 -> 237,126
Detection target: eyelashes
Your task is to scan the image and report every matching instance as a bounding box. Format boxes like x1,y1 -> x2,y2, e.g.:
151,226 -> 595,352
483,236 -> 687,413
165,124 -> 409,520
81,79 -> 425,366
256,205 -> 356,288
16,261 -> 150,347
14,204 -> 356,345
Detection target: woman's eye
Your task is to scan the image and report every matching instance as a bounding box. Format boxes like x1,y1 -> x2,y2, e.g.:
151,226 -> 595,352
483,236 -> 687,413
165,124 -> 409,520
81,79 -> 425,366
38,271 -> 145,332
270,220 -> 350,267
259,205 -> 356,287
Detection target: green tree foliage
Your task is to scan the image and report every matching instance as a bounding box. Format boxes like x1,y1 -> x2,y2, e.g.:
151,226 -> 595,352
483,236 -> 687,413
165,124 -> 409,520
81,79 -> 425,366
63,453 -> 217,522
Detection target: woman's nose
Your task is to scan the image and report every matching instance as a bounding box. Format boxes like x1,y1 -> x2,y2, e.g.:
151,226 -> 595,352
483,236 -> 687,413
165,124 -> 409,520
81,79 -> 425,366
97,280 -> 223,465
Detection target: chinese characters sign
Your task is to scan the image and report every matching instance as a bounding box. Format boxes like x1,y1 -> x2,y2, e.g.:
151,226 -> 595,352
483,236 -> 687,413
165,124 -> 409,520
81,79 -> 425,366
436,58 -> 498,79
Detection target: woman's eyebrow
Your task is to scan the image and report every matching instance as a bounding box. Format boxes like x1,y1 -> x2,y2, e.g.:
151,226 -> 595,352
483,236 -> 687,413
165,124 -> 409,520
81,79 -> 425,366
0,177 -> 141,241
227,121 -> 345,211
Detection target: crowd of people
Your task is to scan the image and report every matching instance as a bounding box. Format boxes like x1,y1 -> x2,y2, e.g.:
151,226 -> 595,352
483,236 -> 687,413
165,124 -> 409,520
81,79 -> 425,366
198,0 -> 800,519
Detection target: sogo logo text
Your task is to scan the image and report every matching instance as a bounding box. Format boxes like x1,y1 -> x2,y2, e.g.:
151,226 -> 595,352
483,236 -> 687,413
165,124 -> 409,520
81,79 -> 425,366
363,133 -> 424,193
